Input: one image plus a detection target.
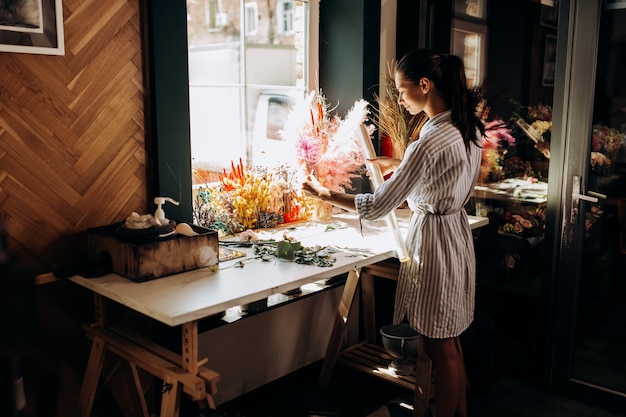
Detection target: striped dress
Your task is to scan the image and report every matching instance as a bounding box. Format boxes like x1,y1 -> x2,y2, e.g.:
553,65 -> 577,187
355,110 -> 482,338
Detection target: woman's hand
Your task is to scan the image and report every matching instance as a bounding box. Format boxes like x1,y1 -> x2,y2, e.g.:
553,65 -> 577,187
367,156 -> 401,177
302,174 -> 331,198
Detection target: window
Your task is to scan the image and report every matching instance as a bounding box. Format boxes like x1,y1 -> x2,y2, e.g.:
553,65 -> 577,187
452,0 -> 487,86
262,96 -> 295,141
186,0 -> 313,182
454,0 -> 486,19
278,1 -> 295,34
451,19 -> 487,86
245,2 -> 259,36
205,0 -> 220,30
251,92 -> 298,166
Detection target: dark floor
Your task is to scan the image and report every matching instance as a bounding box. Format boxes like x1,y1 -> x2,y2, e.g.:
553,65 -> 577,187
185,360 -> 626,417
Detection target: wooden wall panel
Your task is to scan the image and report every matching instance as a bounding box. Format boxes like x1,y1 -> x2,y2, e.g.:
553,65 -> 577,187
0,0 -> 148,274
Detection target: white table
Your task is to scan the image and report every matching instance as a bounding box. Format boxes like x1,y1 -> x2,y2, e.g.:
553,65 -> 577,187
70,211 -> 488,417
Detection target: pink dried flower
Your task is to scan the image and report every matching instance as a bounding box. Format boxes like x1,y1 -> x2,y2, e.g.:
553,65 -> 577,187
484,119 -> 516,147
286,90 -> 369,192
296,132 -> 327,173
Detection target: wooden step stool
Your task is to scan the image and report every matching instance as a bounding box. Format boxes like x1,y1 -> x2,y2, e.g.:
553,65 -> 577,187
319,260 -> 434,417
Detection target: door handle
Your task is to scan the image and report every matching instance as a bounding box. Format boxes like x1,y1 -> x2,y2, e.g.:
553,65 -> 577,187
570,175 -> 606,224
572,192 -> 598,203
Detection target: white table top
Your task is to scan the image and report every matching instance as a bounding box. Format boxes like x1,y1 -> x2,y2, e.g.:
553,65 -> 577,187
70,211 -> 488,327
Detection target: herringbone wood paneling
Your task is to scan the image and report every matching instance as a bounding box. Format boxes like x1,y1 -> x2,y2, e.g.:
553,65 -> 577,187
0,0 -> 148,274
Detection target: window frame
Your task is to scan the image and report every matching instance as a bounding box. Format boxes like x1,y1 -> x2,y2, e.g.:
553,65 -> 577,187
451,18 -> 488,85
144,1 -> 319,223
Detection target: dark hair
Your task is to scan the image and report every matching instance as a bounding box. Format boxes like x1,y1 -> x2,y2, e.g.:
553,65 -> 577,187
396,49 -> 484,149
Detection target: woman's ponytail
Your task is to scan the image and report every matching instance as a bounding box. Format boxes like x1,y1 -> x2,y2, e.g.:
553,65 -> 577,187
438,53 -> 484,150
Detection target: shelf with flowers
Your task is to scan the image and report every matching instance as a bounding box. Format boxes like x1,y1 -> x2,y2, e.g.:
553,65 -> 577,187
474,105 -> 550,256
475,117 -> 547,209
586,124 -> 624,241
471,205 -> 548,279
513,103 -> 552,161
591,124 -> 623,166
479,102 -> 551,187
486,207 -> 546,243
192,89 -> 373,236
589,124 -> 624,193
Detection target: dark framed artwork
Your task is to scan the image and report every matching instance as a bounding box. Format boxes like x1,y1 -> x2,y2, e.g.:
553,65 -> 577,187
540,2 -> 559,29
0,0 -> 64,55
542,34 -> 557,87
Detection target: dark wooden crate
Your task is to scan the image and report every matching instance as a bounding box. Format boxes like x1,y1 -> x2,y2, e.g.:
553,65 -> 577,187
88,222 -> 219,282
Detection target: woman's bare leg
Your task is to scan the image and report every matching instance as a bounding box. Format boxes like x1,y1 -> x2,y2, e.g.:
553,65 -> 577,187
423,336 -> 467,417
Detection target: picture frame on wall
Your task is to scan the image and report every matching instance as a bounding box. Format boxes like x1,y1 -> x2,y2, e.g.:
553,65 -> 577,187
542,34 -> 557,87
540,2 -> 559,29
0,0 -> 65,56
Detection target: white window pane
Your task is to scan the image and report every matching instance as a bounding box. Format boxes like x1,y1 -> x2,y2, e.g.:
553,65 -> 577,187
187,0 -> 309,175
189,86 -> 245,171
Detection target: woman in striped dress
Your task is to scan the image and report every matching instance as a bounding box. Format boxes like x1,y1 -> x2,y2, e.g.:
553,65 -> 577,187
305,48 -> 484,417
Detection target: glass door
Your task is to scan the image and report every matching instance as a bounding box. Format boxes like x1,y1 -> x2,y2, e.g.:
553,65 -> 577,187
550,1 -> 626,412
460,0 -> 558,382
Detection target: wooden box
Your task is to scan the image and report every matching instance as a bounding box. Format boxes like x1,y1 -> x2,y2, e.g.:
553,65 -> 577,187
87,222 -> 219,282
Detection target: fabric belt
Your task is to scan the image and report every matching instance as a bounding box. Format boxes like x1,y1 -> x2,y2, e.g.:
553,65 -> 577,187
413,206 -> 464,216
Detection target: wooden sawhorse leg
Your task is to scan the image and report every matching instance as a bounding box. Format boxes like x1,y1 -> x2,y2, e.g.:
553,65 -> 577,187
319,267 -> 361,386
76,323 -> 220,417
160,377 -> 181,417
76,335 -> 107,417
129,362 -> 151,417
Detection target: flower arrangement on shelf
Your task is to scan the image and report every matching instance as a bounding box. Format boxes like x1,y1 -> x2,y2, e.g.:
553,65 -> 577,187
527,103 -> 553,137
513,103 -> 552,159
478,101 -> 556,185
488,208 -> 546,239
502,156 -> 537,179
590,124 -> 624,172
586,126 -> 623,235
479,116 -> 539,183
192,159 -> 314,236
590,151 -> 611,171
479,119 -> 515,183
280,88 -> 373,192
585,204 -> 604,235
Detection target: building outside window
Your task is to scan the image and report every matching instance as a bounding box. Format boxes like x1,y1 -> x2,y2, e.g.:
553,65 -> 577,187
186,0 -> 312,182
